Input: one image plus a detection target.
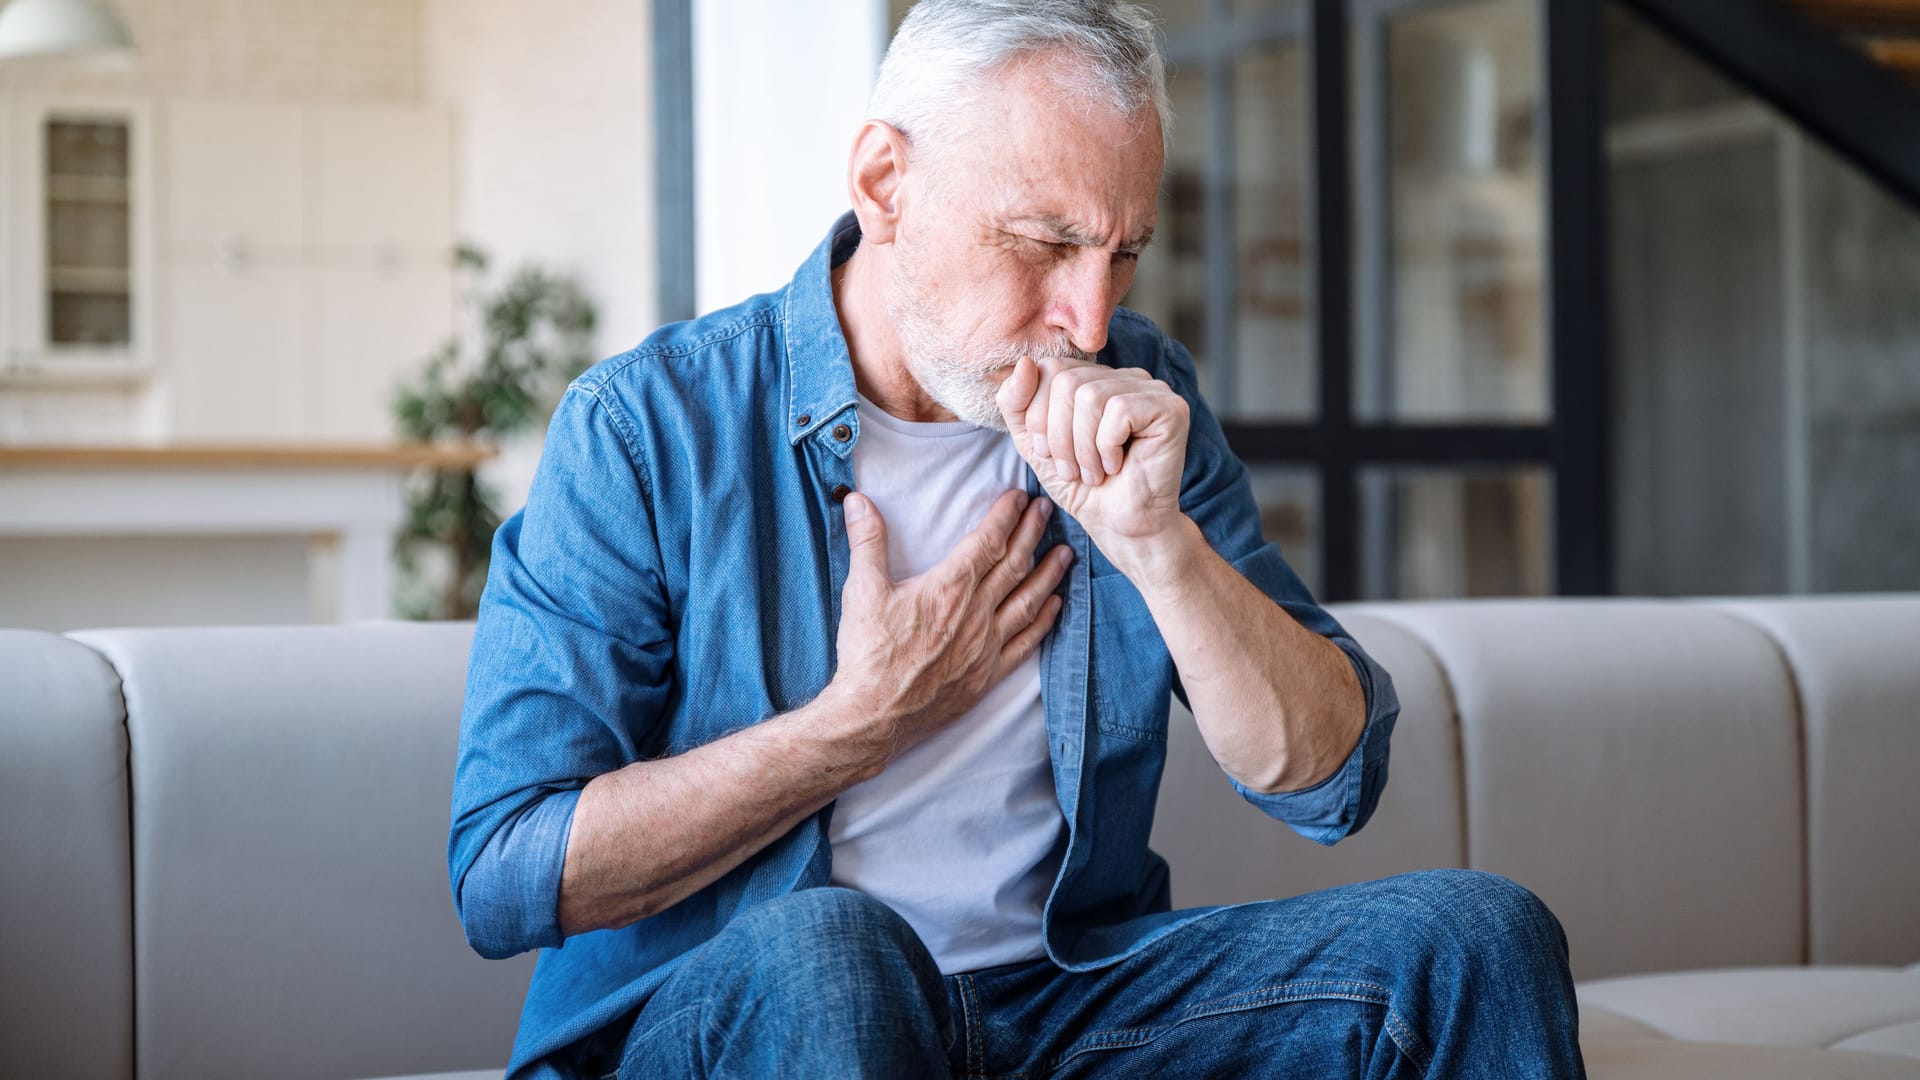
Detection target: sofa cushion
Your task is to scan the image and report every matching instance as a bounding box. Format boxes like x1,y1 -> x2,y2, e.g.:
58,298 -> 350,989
1344,601 -> 1806,981
0,629 -> 132,1080
1707,596 -> 1920,967
1583,1038 -> 1920,1079
1579,965 -> 1920,1059
70,622 -> 534,1080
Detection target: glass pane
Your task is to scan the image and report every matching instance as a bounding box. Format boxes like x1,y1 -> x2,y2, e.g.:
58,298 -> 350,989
49,294 -> 132,347
1603,2 -> 1743,126
1230,43 -> 1315,419
1151,0 -> 1211,28
47,120 -> 128,177
1606,3 -> 1920,595
1360,0 -> 1546,422
1234,0 -> 1299,18
1359,467 -> 1551,599
1799,138 -> 1920,591
1127,59 -> 1210,387
1248,466 -> 1321,597
46,119 -> 133,348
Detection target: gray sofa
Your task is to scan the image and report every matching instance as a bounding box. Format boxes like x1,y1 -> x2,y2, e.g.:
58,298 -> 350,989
3,596 -> 1917,1079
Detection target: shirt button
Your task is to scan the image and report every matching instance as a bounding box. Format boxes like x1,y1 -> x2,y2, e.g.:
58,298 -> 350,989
832,423 -> 851,442
830,484 -> 851,503
796,413 -> 812,427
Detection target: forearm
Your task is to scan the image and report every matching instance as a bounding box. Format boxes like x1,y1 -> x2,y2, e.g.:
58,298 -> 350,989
556,683 -> 886,936
1105,516 -> 1365,794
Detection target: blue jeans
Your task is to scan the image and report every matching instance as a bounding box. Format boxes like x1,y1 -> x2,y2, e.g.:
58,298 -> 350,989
614,871 -> 1585,1078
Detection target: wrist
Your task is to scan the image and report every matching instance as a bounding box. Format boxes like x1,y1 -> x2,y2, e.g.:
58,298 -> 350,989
1095,514 -> 1207,592
802,678 -> 896,785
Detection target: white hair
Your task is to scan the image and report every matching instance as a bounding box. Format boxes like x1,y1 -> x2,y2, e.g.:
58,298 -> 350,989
869,0 -> 1171,164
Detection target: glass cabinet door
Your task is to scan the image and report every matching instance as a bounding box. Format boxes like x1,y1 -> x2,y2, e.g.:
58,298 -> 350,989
45,119 -> 135,348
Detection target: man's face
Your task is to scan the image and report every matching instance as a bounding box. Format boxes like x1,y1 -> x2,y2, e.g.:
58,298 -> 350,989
886,57 -> 1165,429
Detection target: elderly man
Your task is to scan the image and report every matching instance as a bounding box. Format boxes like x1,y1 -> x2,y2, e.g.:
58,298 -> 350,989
450,1 -> 1584,1076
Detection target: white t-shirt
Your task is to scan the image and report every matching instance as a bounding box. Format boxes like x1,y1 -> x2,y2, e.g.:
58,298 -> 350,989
827,394 -> 1065,974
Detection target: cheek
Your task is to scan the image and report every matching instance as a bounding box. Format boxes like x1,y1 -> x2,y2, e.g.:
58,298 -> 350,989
952,257 -> 1046,331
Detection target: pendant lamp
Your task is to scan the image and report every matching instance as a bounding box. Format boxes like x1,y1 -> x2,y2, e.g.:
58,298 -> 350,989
0,0 -> 134,61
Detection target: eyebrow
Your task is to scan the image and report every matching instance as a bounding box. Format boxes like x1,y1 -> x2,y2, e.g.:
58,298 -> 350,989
1021,214 -> 1157,255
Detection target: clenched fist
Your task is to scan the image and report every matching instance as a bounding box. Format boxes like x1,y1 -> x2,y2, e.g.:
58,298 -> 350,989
994,354 -> 1190,553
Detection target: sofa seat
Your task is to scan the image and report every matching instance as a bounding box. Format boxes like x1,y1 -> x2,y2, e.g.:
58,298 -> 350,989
1584,1039 -> 1920,1079
1579,965 -> 1920,1076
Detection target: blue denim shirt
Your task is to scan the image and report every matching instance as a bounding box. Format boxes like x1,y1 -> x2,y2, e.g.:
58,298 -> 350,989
449,213 -> 1399,1078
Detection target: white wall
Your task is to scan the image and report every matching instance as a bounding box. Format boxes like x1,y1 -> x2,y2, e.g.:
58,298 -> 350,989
0,0 -> 425,101
422,0 -> 658,510
692,0 -> 886,313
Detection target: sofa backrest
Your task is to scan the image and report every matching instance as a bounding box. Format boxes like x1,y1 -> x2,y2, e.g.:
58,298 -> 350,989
68,622 -> 532,1080
1155,596 -> 1920,981
0,629 -> 133,1080
1707,598 -> 1920,966
6,596 -> 1916,1078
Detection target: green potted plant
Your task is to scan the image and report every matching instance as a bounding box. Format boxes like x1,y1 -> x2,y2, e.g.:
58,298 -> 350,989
392,245 -> 597,620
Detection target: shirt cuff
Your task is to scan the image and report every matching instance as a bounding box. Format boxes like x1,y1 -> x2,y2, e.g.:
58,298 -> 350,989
456,787 -> 581,959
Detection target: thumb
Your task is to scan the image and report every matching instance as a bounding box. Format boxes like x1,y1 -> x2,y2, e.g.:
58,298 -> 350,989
843,493 -> 892,583
996,355 -> 1041,445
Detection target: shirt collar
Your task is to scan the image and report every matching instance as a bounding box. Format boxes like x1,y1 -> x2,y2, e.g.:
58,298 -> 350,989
781,211 -> 864,446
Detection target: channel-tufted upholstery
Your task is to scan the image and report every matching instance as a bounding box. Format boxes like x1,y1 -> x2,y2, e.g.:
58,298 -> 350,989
2,596 -> 1915,1078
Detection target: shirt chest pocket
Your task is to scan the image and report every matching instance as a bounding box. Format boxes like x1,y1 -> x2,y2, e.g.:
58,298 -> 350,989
1087,571 -> 1175,742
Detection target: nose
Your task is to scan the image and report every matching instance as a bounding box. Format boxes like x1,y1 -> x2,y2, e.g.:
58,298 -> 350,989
1044,252 -> 1120,357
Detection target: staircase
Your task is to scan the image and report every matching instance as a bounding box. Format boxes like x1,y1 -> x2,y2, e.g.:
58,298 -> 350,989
1788,0 -> 1920,86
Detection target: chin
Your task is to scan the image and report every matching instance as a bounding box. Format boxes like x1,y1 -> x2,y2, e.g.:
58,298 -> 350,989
941,388 -> 1009,431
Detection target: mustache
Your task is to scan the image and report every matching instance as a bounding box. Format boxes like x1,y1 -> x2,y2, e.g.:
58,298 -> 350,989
977,341 -> 1093,368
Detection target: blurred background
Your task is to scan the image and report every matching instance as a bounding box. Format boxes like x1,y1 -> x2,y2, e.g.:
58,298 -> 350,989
0,0 -> 1915,630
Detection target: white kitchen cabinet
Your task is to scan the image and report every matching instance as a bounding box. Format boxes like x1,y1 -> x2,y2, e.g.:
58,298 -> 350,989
154,99 -> 455,442
1,94 -> 156,384
310,263 -> 455,442
309,105 -> 453,259
164,262 -> 309,441
164,101 -> 307,258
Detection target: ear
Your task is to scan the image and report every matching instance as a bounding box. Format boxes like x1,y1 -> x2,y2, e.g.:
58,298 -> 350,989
847,119 -> 910,246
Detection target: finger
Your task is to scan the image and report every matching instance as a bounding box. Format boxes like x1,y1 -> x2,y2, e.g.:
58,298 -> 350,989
984,495 -> 1054,601
1046,368 -> 1083,483
1094,396 -> 1134,476
999,593 -> 1063,670
933,488 -> 1027,584
1096,389 -> 1168,477
842,493 -> 893,586
996,355 -> 1042,441
995,543 -> 1073,637
1022,362 -> 1053,462
1072,379 -> 1131,485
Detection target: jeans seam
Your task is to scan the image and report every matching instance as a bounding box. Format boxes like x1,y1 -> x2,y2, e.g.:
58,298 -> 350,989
1046,978 -> 1429,1076
963,973 -> 984,1077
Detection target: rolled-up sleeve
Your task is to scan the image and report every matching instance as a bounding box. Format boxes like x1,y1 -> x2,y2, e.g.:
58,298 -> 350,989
1226,633 -> 1398,845
1151,328 -> 1401,846
447,381 -> 674,959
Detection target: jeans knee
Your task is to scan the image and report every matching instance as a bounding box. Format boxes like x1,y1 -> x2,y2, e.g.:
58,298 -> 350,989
1399,869 -> 1569,974
715,887 -> 936,992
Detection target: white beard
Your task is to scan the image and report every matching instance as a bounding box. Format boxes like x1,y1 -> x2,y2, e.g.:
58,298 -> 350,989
885,246 -> 1088,430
